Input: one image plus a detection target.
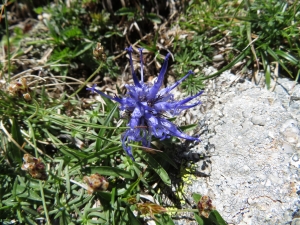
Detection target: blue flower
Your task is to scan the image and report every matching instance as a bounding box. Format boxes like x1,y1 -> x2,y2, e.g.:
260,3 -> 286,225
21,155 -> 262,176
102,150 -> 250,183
87,46 -> 203,160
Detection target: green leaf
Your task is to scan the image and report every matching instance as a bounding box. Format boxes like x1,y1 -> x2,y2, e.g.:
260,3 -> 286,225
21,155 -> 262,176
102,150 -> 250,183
87,219 -> 108,224
73,42 -> 94,57
88,212 -> 105,218
266,47 -> 293,78
100,146 -> 123,156
193,213 -> 205,225
97,191 -> 112,202
155,152 -> 178,169
145,13 -> 161,24
24,216 -> 36,225
86,166 -> 133,179
192,193 -> 202,204
201,47 -> 249,80
137,150 -> 171,186
65,166 -> 71,194
126,206 -> 142,225
156,214 -> 175,225
104,31 -> 123,38
21,206 -> 39,216
275,49 -> 299,65
179,123 -> 198,132
209,210 -> 227,225
96,103 -> 119,150
260,50 -> 271,89
110,187 -> 116,208
9,117 -> 23,163
115,7 -> 136,16
17,189 -> 42,201
33,7 -> 43,14
122,174 -> 142,198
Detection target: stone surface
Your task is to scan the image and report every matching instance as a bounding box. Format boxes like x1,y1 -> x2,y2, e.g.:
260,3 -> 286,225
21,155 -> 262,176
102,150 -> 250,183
173,68 -> 300,225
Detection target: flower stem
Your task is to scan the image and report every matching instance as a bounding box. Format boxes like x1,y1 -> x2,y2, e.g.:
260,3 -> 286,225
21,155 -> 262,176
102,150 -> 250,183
166,208 -> 199,213
39,181 -> 51,225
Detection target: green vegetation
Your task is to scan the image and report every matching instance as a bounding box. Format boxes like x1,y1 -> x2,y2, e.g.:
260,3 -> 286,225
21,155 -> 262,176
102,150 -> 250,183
0,0 -> 299,224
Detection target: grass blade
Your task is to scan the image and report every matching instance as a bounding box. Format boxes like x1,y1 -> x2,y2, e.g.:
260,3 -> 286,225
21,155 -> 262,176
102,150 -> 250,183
86,166 -> 133,179
137,150 -> 171,187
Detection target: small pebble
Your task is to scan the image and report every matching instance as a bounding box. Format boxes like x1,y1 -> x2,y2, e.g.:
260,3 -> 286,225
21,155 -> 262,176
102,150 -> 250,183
251,115 -> 266,126
292,154 -> 299,162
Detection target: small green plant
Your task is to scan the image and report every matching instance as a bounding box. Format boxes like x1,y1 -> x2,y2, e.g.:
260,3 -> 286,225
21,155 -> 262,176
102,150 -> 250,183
0,1 -> 238,224
233,0 -> 300,87
0,45 -> 227,225
180,0 -> 300,88
173,34 -> 212,95
33,1 -> 113,76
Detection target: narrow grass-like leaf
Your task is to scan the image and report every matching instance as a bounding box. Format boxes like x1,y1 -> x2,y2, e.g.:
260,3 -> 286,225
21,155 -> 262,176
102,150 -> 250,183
69,195 -> 92,207
96,103 -> 119,150
17,189 -> 42,201
87,166 -> 133,179
88,212 -> 105,218
73,42 -> 94,57
122,174 -> 142,198
155,152 -> 178,169
137,150 -> 171,186
24,216 -> 36,225
43,130 -> 88,158
21,206 -> 39,216
260,50 -> 271,89
65,166 -> 71,194
266,47 -> 293,78
99,145 -> 123,156
111,187 -> 116,209
132,163 -> 148,185
9,118 -> 23,162
275,49 -> 299,65
200,47 -> 250,80
179,123 -> 198,132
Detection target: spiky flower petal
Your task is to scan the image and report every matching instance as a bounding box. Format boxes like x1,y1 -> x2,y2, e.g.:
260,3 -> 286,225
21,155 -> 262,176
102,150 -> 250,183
87,46 -> 203,160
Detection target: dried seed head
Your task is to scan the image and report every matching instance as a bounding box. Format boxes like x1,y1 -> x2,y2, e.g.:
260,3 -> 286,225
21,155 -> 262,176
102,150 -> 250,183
23,93 -> 32,101
127,196 -> 138,205
197,195 -> 215,218
7,77 -> 31,101
93,42 -> 106,61
137,203 -> 167,218
83,173 -> 109,194
21,154 -> 47,180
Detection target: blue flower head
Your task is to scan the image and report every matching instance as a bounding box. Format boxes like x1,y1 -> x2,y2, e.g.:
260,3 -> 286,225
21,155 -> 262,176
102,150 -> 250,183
87,46 -> 203,160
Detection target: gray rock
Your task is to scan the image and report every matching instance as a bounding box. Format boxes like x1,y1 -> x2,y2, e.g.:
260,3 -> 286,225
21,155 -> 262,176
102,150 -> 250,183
172,69 -> 300,225
292,218 -> 300,225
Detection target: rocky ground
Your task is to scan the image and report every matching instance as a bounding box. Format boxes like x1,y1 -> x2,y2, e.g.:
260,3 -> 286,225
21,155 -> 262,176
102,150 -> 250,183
2,3 -> 299,224
171,68 -> 300,225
